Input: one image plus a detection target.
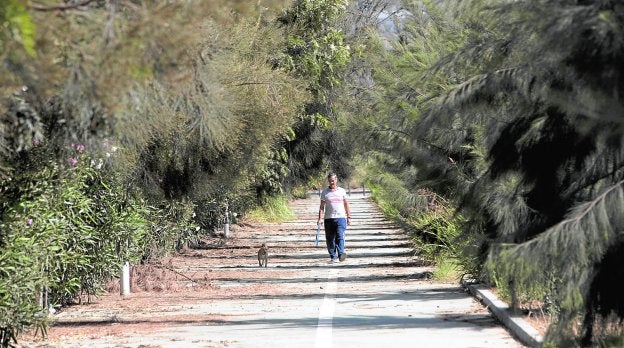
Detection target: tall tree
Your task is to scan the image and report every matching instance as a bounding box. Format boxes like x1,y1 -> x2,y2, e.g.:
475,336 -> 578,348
275,0 -> 354,185
0,2 -> 308,344
413,0 -> 624,345
352,0 -> 624,344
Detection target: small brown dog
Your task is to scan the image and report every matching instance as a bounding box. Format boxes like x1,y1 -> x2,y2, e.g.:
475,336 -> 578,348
258,243 -> 268,267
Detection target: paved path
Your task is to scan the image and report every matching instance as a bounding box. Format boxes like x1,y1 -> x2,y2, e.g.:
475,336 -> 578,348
37,192 -> 524,348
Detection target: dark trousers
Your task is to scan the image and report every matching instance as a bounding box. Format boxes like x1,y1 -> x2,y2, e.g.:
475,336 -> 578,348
324,218 -> 346,260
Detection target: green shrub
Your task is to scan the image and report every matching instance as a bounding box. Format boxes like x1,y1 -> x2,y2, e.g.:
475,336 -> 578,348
0,231 -> 44,347
408,207 -> 461,260
0,149 -> 149,343
432,259 -> 461,282
245,195 -> 295,223
366,171 -> 480,280
290,185 -> 310,199
142,200 -> 199,260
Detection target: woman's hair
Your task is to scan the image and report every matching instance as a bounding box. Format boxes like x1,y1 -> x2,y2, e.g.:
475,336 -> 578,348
327,172 -> 337,179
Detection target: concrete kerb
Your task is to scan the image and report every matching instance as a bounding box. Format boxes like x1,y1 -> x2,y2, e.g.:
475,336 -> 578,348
461,279 -> 544,347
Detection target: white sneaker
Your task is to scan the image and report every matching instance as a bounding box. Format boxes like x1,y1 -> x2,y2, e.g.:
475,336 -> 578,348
329,258 -> 339,264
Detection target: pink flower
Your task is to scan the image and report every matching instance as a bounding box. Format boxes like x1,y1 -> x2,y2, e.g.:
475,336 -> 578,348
71,143 -> 86,152
27,218 -> 33,226
69,157 -> 78,166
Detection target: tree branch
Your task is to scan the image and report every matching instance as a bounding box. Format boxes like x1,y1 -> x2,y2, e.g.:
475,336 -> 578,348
28,0 -> 96,12
374,126 -> 448,153
152,264 -> 207,286
562,178 -> 624,226
232,82 -> 270,87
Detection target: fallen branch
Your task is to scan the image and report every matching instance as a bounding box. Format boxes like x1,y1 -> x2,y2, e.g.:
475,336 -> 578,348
151,264 -> 207,285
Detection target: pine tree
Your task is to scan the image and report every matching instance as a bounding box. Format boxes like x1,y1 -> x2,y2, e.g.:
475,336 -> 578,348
353,0 -> 623,344
414,0 -> 624,344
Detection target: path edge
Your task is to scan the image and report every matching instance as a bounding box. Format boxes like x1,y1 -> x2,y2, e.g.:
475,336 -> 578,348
461,279 -> 544,347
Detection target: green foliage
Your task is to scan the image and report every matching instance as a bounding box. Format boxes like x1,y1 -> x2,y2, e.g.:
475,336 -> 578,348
141,200 -> 199,260
111,18 -> 306,229
1,1 -> 206,177
0,143 -> 200,344
409,207 -> 461,260
366,168 -> 478,278
245,195 -> 295,223
0,147 -> 149,342
277,0 -> 352,95
339,0 -> 477,205
279,28 -> 351,99
289,185 -> 311,199
432,259 -> 461,283
491,269 -> 563,324
439,1 -> 624,344
367,174 -> 408,218
0,1 -> 314,346
0,0 -> 36,57
0,93 -> 44,178
0,228 -> 43,347
278,0 -> 348,34
255,147 -> 291,199
275,0 -> 354,188
356,0 -> 624,345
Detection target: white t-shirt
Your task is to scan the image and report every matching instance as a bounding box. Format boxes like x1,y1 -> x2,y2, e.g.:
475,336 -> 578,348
321,187 -> 347,219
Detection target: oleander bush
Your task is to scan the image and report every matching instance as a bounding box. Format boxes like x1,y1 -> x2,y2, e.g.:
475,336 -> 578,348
0,147 -> 150,344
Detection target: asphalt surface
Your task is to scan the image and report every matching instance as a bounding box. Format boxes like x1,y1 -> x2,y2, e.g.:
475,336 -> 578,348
31,191 -> 527,348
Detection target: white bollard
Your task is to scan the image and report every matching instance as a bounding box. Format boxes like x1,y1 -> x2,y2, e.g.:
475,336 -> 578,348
120,261 -> 130,296
224,200 -> 230,238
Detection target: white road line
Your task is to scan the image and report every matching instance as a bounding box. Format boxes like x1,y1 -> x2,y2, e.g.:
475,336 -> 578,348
315,268 -> 338,348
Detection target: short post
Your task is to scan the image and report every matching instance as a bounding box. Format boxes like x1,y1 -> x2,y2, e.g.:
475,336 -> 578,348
362,185 -> 365,196
224,199 -> 230,238
348,183 -> 351,196
43,256 -> 50,311
318,188 -> 321,197
120,261 -> 130,296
